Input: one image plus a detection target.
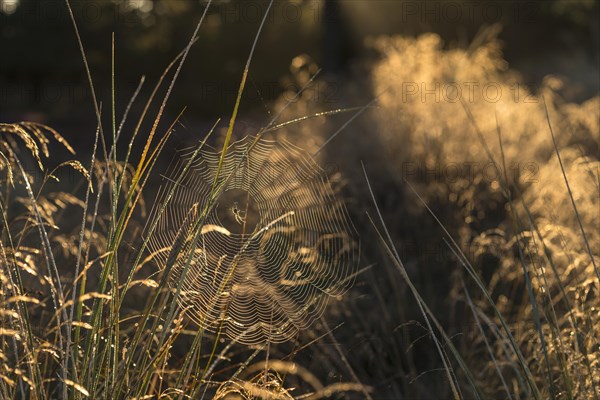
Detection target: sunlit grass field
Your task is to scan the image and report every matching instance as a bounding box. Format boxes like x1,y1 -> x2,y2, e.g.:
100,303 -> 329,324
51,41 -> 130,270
0,3 -> 598,399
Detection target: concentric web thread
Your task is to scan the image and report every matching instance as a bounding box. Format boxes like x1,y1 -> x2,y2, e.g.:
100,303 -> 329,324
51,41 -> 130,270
147,136 -> 359,344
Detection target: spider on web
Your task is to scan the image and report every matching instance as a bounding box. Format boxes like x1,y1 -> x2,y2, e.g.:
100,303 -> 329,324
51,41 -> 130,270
230,201 -> 247,225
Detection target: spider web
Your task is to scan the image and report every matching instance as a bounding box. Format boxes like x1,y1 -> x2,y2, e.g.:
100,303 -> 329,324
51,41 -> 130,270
147,136 -> 359,344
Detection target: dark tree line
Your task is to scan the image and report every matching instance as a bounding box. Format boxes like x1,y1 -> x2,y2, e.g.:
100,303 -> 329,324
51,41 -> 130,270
1,0 -> 597,118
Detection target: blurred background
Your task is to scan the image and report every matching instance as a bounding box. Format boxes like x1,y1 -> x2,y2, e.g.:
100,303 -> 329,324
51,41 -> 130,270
1,0 -> 598,145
